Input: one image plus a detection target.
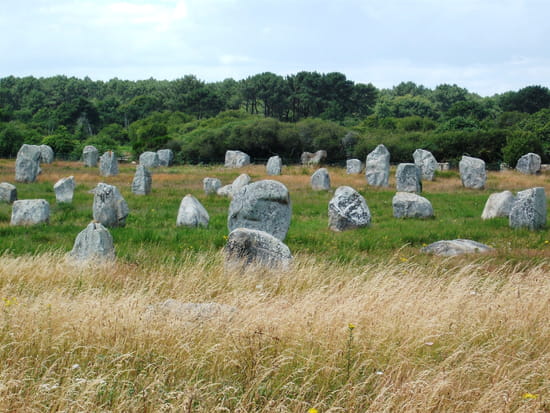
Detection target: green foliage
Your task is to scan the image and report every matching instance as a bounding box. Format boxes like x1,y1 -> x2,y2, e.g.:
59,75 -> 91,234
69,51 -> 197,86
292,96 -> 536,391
502,130 -> 544,166
41,126 -> 79,157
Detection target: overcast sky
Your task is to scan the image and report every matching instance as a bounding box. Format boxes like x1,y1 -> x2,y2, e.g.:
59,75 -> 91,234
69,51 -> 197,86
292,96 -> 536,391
1,0 -> 549,96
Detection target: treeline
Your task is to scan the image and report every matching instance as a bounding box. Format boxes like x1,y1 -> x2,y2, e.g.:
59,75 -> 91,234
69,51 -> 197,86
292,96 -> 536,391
0,73 -> 549,165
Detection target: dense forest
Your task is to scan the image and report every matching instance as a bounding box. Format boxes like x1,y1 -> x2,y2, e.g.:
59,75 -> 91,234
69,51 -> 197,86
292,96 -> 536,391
1,72 -> 549,166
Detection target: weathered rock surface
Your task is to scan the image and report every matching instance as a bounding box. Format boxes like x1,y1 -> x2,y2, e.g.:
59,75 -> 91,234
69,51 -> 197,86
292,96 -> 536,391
224,228 -> 292,270
481,191 -> 515,220
147,299 -> 237,322
413,149 -> 437,181
346,159 -> 363,174
311,168 -> 331,191
228,180 -> 291,240
70,221 -> 115,261
83,145 -> 99,167
266,156 -> 282,175
392,192 -> 434,219
459,155 -> 486,189
131,165 -> 152,195
10,199 -> 49,225
301,150 -> 327,166
176,194 -> 209,228
39,145 -> 54,164
15,144 -> 41,183
421,239 -> 493,256
92,183 -> 129,227
139,151 -> 160,168
203,177 -> 222,195
395,163 -> 422,193
328,186 -> 371,231
0,183 -> 17,203
99,151 -> 119,177
216,184 -> 234,197
516,153 -> 541,175
217,174 -> 251,198
365,144 -> 390,187
54,176 -> 75,203
509,187 -> 547,230
225,150 -> 250,168
157,149 -> 174,166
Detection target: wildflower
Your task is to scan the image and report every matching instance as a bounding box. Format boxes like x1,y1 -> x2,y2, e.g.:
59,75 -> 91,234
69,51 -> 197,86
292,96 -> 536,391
223,235 -> 228,240
2,297 -> 16,307
71,364 -> 80,370
348,323 -> 355,330
400,257 -> 408,263
308,408 -> 319,413
375,371 -> 384,375
522,392 -> 538,400
545,240 -> 549,245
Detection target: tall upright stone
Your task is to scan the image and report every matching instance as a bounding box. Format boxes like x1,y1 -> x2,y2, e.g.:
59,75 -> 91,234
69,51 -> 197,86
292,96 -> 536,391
459,155 -> 486,189
15,144 -> 41,183
83,145 -> 99,167
311,168 -> 331,190
516,153 -> 541,175
225,150 -> 250,168
157,149 -> 174,166
99,151 -> 119,177
266,156 -> 282,175
346,159 -> 363,174
10,199 -> 49,225
203,177 -> 222,195
228,180 -> 291,241
413,149 -> 437,181
509,187 -> 547,230
301,150 -> 327,166
70,222 -> 115,261
176,194 -> 209,228
0,183 -> 17,203
328,186 -> 371,231
395,163 -> 422,193
54,176 -> 75,203
139,151 -> 160,168
131,165 -> 152,195
481,191 -> 515,220
92,183 -> 129,227
365,144 -> 390,187
39,145 -> 54,164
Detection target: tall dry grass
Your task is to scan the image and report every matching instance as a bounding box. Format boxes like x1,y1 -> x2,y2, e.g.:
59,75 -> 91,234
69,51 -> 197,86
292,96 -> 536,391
1,251 -> 549,412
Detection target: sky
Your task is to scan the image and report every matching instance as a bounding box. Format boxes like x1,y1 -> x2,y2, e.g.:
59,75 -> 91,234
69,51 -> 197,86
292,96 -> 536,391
1,0 -> 549,96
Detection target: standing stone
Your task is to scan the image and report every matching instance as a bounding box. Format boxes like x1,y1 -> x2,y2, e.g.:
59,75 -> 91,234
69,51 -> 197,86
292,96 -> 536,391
224,228 -> 292,270
459,156 -> 486,189
509,187 -> 547,230
203,177 -> 222,195
328,186 -> 371,231
413,149 -> 437,181
83,145 -> 99,167
54,176 -> 75,203
131,165 -> 152,195
392,192 -> 434,219
395,163 -> 422,193
0,183 -> 17,203
99,151 -> 119,177
157,149 -> 174,166
311,168 -> 331,190
266,156 -> 282,175
228,180 -> 291,241
217,174 -> 251,198
15,144 -> 41,183
365,144 -> 390,187
70,222 -> 115,261
10,199 -> 49,225
421,239 -> 493,256
176,194 -> 209,228
301,150 -> 327,166
481,191 -> 515,220
139,151 -> 160,168
39,145 -> 54,164
92,183 -> 129,227
516,153 -> 541,175
346,159 -> 363,174
225,150 -> 250,168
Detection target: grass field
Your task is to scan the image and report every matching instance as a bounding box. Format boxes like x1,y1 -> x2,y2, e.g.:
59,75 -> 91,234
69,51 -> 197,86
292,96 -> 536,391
0,159 -> 549,411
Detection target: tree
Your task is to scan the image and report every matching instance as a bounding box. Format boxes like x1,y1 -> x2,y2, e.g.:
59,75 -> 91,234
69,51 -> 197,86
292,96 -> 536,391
500,85 -> 550,114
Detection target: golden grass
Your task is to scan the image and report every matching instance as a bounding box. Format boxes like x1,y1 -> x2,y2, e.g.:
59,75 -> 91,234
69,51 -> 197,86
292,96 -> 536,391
1,251 -> 550,411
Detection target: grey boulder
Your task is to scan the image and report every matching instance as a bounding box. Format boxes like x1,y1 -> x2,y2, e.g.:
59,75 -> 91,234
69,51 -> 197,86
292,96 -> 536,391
481,191 -> 515,219
203,177 -> 222,195
139,151 -> 160,168
459,156 -> 486,189
217,174 -> 251,198
11,199 -> 49,225
176,194 -> 209,228
301,150 -> 327,166
15,144 -> 42,183
83,145 -> 99,167
516,153 -> 541,175
39,145 -> 54,164
421,239 -> 493,256
54,176 -> 75,203
0,183 -> 17,203
266,156 -> 282,175
366,144 -> 390,187
131,165 -> 152,195
99,151 -> 119,177
392,192 -> 434,219
311,168 -> 331,190
228,179 -> 291,241
157,149 -> 174,166
395,163 -> 422,193
509,187 -> 547,230
328,186 -> 371,231
70,221 -> 115,261
413,149 -> 437,181
346,159 -> 363,174
225,150 -> 250,168
92,183 -> 129,227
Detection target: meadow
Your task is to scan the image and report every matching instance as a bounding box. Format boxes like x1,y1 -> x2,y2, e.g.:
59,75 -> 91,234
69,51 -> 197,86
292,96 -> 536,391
0,159 -> 549,411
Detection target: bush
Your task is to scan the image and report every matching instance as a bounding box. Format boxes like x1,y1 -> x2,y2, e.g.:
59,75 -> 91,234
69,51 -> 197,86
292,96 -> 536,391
502,131 -> 544,166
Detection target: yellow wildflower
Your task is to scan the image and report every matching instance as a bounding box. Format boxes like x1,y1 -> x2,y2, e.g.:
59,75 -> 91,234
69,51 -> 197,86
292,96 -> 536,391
522,392 -> 538,400
308,409 -> 319,413
348,323 -> 355,330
